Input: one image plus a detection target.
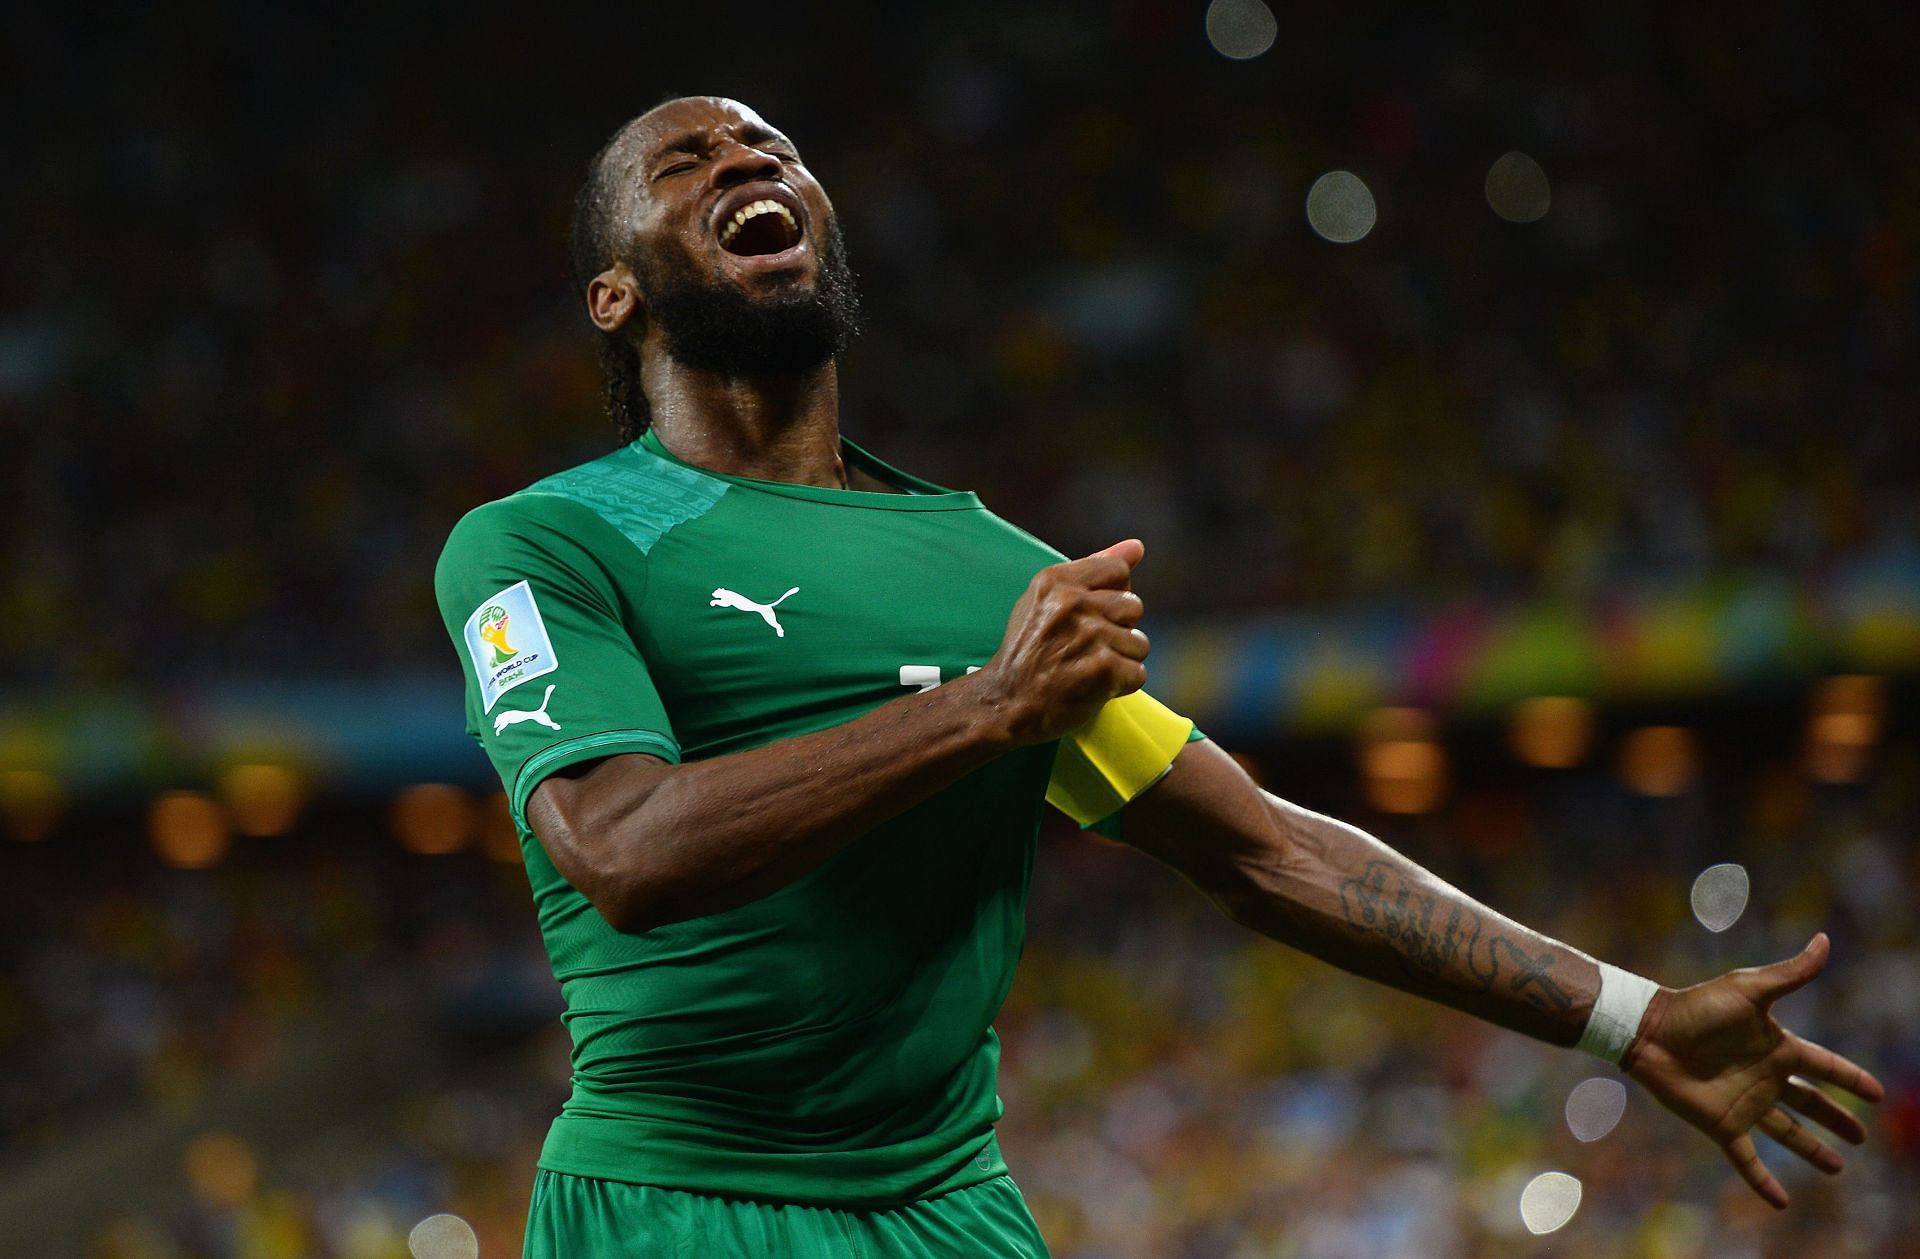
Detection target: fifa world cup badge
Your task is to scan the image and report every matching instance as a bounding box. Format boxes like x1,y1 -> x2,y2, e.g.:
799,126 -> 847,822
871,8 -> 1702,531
464,580 -> 559,712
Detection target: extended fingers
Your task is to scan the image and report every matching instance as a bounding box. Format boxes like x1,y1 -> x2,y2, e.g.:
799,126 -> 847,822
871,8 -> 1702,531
1758,1107 -> 1845,1175
1782,1078 -> 1868,1146
1750,933 -> 1828,1006
1723,1133 -> 1789,1210
1788,1033 -> 1887,1103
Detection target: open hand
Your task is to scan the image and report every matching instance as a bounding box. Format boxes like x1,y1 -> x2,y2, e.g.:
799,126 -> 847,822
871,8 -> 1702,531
1623,933 -> 1885,1208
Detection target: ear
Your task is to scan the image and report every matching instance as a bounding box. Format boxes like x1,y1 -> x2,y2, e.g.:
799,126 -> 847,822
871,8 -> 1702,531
587,263 -> 642,333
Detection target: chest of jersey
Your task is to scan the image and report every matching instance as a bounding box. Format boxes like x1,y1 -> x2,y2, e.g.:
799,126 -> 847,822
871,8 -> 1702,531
635,487 -> 1057,759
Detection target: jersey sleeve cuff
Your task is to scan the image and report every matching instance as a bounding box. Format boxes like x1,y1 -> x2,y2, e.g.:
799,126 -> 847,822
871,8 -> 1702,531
510,730 -> 683,829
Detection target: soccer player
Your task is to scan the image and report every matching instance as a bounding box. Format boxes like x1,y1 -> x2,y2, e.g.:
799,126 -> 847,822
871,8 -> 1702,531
435,96 -> 1883,1257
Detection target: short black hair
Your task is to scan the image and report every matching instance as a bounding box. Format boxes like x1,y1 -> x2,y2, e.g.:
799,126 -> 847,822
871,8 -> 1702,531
568,95 -> 696,441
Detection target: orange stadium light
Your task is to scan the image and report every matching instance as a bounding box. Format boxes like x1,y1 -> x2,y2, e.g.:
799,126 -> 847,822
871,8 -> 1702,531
0,768 -> 67,842
1358,707 -> 1448,814
216,763 -> 307,837
1508,696 -> 1595,769
391,784 -> 477,855
1806,674 -> 1886,785
149,791 -> 232,869
1618,726 -> 1699,798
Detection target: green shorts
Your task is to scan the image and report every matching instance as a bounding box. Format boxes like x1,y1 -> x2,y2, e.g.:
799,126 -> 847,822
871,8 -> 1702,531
523,1170 -> 1052,1258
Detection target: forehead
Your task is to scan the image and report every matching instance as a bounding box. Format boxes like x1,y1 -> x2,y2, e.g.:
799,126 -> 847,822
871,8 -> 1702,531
627,97 -> 786,156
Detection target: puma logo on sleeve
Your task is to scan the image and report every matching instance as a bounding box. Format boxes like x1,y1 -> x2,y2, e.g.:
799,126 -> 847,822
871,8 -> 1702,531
709,586 -> 800,637
494,683 -> 562,735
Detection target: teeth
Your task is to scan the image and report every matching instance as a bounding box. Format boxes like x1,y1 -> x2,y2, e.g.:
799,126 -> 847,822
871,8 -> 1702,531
718,199 -> 799,247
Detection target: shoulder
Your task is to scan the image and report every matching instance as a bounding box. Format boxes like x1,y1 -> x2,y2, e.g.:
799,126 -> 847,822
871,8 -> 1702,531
435,491 -> 603,583
971,507 -> 1070,567
440,442 -> 714,560
435,441 -> 734,607
521,442 -> 729,556
434,453 -> 645,604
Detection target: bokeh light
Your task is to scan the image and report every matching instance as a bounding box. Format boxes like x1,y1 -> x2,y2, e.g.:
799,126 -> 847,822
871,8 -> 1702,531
1689,863 -> 1749,933
1305,171 -> 1377,243
1565,1077 -> 1627,1141
1485,151 -> 1551,222
1619,726 -> 1698,797
14,9 -> 1920,1255
183,1131 -> 257,1208
150,791 -> 232,869
408,1212 -> 479,1259
218,763 -> 306,837
1359,707 -> 1447,813
1519,1170 -> 1582,1234
391,784 -> 477,855
1813,673 -> 1886,718
1205,0 -> 1278,60
1509,696 -> 1594,768
0,768 -> 66,841
1806,674 -> 1886,784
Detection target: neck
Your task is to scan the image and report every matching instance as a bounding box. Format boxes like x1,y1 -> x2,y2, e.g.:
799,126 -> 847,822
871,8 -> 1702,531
642,353 -> 847,489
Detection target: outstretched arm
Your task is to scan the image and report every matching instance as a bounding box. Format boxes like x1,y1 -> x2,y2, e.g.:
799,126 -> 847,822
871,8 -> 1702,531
1117,737 -> 1884,1208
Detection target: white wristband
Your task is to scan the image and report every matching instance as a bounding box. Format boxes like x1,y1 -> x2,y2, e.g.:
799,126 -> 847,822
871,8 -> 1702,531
1576,963 -> 1660,1065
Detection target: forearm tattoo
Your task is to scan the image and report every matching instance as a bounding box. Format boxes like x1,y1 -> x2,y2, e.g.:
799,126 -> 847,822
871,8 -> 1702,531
1338,860 -> 1575,1011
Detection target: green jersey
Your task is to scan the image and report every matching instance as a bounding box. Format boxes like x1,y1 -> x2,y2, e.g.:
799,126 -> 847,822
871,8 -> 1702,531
434,429 -> 1189,1207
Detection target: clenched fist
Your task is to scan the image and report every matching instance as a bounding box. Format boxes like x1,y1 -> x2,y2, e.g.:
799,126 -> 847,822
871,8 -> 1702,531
969,539 -> 1151,746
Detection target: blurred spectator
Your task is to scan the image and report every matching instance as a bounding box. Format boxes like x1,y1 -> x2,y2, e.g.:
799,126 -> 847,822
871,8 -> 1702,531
7,3 -> 1916,690
0,730 -> 1907,1256
7,1 -> 1917,1254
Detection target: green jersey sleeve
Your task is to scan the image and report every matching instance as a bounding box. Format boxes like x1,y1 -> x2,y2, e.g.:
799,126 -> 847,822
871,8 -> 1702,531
435,496 -> 681,827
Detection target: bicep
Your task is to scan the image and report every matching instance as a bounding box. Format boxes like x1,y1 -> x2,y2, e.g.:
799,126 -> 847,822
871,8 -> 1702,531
436,498 -> 683,826
525,751 -> 675,921
1113,737 -> 1281,890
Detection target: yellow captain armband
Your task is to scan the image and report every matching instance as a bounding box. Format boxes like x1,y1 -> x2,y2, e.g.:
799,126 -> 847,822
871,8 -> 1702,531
1045,690 -> 1198,827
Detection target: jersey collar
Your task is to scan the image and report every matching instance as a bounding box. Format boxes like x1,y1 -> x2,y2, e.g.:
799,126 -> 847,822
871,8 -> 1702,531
634,429 -> 984,512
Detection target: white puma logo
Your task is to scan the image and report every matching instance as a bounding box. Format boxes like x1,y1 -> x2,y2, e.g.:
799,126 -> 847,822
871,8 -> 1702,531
709,586 -> 800,637
493,683 -> 561,735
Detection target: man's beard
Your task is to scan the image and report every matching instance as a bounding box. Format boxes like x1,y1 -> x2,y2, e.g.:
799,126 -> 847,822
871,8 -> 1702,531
632,217 -> 862,376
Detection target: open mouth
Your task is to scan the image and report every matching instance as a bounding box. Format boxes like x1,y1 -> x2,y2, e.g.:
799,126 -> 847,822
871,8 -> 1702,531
719,199 -> 803,256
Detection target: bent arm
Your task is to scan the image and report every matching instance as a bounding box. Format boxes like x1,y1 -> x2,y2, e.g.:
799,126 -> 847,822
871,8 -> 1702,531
528,541 -> 1153,934
529,672 -> 1018,932
1117,738 -> 1599,1044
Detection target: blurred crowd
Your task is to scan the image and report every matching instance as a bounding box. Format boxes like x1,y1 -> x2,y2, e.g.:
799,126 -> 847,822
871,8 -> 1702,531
0,816 -> 551,1172
8,3 -> 1917,692
4,734 -> 1907,1257
10,1 -> 1919,1254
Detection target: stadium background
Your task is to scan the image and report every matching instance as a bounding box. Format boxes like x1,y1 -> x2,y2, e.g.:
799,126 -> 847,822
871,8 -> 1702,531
6,1 -> 1918,1255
